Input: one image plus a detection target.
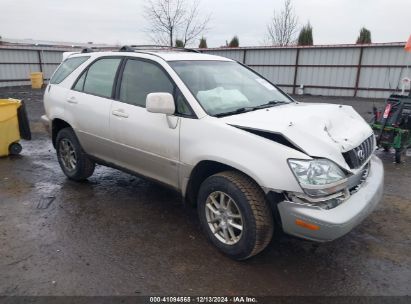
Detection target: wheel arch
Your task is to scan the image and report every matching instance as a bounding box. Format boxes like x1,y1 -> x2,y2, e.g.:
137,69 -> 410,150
52,118 -> 72,148
184,160 -> 265,206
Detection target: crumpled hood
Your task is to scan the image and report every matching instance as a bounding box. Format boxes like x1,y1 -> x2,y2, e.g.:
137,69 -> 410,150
220,102 -> 373,171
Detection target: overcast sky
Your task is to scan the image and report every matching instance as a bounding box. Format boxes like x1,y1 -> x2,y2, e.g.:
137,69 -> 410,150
1,0 -> 410,47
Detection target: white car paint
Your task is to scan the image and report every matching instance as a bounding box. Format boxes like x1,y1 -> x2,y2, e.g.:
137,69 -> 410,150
42,49 -> 384,243
220,102 -> 374,172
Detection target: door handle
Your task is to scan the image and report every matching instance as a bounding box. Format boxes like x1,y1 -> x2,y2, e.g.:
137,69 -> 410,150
112,110 -> 129,118
66,96 -> 78,104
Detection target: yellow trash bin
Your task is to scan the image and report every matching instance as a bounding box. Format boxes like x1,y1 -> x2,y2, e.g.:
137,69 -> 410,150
30,72 -> 43,89
0,99 -> 23,157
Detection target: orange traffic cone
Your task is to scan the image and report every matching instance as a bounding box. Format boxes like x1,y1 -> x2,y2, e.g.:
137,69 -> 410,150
405,35 -> 411,52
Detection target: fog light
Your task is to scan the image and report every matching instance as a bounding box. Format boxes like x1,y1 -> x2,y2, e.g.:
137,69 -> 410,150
295,219 -> 320,231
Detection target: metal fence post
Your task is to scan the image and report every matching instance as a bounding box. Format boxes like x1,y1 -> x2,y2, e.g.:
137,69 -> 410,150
37,50 -> 43,73
242,49 -> 247,64
292,48 -> 300,94
354,47 -> 364,97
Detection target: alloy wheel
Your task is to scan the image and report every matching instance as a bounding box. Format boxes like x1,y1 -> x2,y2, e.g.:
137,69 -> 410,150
59,138 -> 77,172
205,191 -> 243,245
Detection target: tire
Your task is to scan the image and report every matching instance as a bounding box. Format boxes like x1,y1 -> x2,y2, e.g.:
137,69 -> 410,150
197,171 -> 274,260
395,149 -> 402,164
9,142 -> 22,155
56,127 -> 95,181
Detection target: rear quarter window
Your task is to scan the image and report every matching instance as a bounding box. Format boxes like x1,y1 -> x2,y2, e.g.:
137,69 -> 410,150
50,56 -> 90,84
82,58 -> 122,98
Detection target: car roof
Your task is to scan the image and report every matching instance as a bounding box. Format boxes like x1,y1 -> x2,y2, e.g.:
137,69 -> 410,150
144,51 -> 232,62
67,50 -> 232,62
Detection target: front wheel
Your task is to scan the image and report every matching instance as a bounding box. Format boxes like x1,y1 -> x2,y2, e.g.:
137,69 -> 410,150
56,128 -> 95,181
197,171 -> 274,260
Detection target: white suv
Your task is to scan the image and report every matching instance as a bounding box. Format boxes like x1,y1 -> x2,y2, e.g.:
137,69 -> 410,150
42,46 -> 384,260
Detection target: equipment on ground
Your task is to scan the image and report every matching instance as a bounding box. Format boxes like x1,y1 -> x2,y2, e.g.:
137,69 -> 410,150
371,93 -> 411,163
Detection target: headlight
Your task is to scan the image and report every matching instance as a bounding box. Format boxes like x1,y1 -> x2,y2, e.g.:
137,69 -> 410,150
288,159 -> 347,197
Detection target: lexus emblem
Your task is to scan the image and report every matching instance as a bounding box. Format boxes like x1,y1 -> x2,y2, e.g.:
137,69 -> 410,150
357,149 -> 365,160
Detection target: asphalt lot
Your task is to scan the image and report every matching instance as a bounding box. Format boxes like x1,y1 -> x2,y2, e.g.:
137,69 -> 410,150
0,87 -> 410,296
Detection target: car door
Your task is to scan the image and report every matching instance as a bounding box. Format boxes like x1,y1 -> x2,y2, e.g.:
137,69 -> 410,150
67,57 -> 122,162
109,58 -> 186,189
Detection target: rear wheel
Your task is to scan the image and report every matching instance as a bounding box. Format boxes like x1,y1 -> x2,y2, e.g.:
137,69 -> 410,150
56,128 -> 95,181
197,171 -> 274,260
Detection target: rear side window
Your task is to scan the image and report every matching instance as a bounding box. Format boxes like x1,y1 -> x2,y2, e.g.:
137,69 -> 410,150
83,58 -> 121,98
50,56 -> 89,84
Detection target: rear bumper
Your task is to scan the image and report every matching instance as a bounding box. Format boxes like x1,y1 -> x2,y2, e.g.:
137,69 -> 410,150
41,115 -> 51,135
278,155 -> 384,242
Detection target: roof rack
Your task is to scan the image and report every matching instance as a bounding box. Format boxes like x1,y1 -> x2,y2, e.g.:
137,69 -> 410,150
80,46 -> 119,53
119,45 -> 200,53
81,48 -> 94,53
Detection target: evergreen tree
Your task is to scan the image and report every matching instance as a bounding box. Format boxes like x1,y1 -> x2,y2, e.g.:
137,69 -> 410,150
228,36 -> 239,47
175,39 -> 184,47
356,27 -> 372,44
199,37 -> 208,48
297,22 -> 313,46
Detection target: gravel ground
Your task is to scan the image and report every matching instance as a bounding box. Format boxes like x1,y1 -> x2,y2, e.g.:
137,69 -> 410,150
0,87 -> 410,296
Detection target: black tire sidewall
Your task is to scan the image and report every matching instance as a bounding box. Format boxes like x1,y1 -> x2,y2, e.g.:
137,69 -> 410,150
198,175 -> 258,260
56,128 -> 92,180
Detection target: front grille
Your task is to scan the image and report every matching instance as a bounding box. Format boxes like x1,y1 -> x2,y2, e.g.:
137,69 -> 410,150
343,135 -> 375,169
348,162 -> 370,194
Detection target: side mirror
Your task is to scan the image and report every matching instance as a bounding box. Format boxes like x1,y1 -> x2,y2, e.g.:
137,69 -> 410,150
146,93 -> 175,115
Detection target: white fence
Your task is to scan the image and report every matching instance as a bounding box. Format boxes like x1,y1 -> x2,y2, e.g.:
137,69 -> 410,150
1,43 -> 411,98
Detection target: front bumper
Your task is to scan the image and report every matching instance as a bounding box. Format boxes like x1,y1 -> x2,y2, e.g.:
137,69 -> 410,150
278,155 -> 384,242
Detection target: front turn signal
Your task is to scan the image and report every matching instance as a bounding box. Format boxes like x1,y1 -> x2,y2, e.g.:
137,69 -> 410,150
295,219 -> 320,231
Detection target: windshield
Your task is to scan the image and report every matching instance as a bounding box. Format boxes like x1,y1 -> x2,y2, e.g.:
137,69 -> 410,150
169,60 -> 292,116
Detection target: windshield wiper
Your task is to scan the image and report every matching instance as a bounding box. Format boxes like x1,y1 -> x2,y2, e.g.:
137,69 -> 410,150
214,107 -> 251,117
253,100 -> 286,109
214,100 -> 287,117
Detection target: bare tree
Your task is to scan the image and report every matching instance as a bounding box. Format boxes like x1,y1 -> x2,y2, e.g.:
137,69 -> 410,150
144,0 -> 210,47
144,0 -> 184,46
266,0 -> 298,46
